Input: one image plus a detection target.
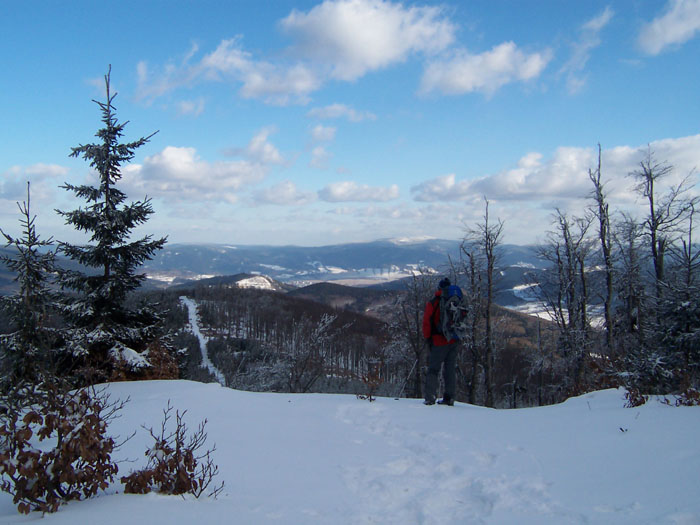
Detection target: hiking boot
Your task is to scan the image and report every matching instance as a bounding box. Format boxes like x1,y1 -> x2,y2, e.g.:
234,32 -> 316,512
423,398 -> 436,405
437,397 -> 454,406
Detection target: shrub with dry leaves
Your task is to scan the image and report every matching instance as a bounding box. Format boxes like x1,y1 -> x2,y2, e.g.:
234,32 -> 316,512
121,401 -> 223,498
0,387 -> 125,514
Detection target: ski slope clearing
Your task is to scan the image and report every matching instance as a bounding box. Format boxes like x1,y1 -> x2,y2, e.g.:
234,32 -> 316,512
180,296 -> 225,385
0,380 -> 697,524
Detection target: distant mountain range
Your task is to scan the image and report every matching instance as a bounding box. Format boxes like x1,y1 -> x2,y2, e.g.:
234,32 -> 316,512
1,240 -> 552,313
140,239 -> 545,287
135,239 -> 552,313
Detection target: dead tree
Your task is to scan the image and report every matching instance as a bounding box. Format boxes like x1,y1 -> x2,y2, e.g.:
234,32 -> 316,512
464,198 -> 504,407
390,270 -> 434,398
459,242 -> 485,404
588,144 -> 614,354
629,149 -> 695,306
537,209 -> 594,393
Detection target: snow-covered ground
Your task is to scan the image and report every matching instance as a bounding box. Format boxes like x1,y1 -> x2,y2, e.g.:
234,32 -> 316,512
0,380 -> 697,524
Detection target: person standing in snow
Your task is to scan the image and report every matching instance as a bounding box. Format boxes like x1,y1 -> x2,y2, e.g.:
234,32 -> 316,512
423,277 -> 458,406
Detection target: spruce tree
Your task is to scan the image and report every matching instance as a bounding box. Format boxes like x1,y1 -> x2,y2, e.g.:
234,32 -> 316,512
56,66 -> 167,383
0,183 -> 58,388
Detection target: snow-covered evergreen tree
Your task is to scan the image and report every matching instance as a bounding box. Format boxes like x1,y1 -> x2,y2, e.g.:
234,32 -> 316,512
56,67 -> 167,383
656,206 -> 700,391
0,183 -> 58,388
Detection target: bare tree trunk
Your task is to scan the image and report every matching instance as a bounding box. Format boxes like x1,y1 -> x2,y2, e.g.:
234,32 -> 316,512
459,246 -> 484,405
588,144 -> 614,353
464,198 -> 504,408
629,149 -> 693,307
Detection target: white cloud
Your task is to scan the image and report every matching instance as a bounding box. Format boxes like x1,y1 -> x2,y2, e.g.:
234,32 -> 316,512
1,163 -> 68,202
559,7 -> 614,94
411,135 -> 700,204
12,163 -> 69,180
201,39 -> 321,105
310,146 -> 332,169
605,134 -> 700,193
473,147 -> 596,201
307,103 -> 376,122
420,42 -> 552,96
255,180 -> 316,206
408,136 -> 699,245
638,0 -> 700,55
138,1 -> 541,106
136,43 -> 203,103
137,38 -> 321,106
280,0 -> 456,81
0,164 -> 69,230
224,127 -> 286,165
243,128 -> 285,165
124,146 -> 268,204
410,173 -> 474,203
311,124 -> 337,142
325,201 -> 478,243
330,202 -> 432,220
319,181 -> 399,202
86,75 -> 108,95
176,98 -> 206,117
309,126 -> 336,169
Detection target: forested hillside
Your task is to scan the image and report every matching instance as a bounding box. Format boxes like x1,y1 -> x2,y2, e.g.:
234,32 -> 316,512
141,278 -> 580,408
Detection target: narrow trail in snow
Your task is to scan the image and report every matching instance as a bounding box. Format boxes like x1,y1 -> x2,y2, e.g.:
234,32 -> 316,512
180,296 -> 226,385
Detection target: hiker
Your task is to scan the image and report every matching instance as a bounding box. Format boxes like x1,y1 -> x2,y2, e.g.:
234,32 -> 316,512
423,277 -> 458,406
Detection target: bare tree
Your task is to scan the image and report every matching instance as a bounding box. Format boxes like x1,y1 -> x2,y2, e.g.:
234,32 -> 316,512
389,270 -> 434,398
284,313 -> 338,393
463,198 -> 504,407
629,149 -> 695,304
458,241 -> 485,404
588,144 -> 614,353
612,213 -> 646,345
668,202 -> 699,298
536,209 -> 594,393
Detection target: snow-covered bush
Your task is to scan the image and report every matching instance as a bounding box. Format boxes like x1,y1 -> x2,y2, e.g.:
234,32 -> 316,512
0,386 -> 124,514
121,401 -> 223,498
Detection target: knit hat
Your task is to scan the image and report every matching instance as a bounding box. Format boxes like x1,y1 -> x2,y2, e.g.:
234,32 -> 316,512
438,277 -> 451,289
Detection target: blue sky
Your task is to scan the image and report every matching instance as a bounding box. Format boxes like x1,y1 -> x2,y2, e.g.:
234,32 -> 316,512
1,0 -> 699,247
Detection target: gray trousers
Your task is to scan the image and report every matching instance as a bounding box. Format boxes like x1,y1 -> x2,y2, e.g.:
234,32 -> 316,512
425,342 -> 457,402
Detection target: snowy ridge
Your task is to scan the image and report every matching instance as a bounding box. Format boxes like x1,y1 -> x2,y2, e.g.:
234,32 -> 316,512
235,275 -> 276,290
180,296 -> 226,385
1,381 -> 696,523
388,236 -> 435,244
512,283 -> 539,302
141,239 -> 468,285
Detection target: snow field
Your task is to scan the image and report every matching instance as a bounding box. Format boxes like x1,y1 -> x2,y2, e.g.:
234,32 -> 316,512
0,380 -> 697,524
